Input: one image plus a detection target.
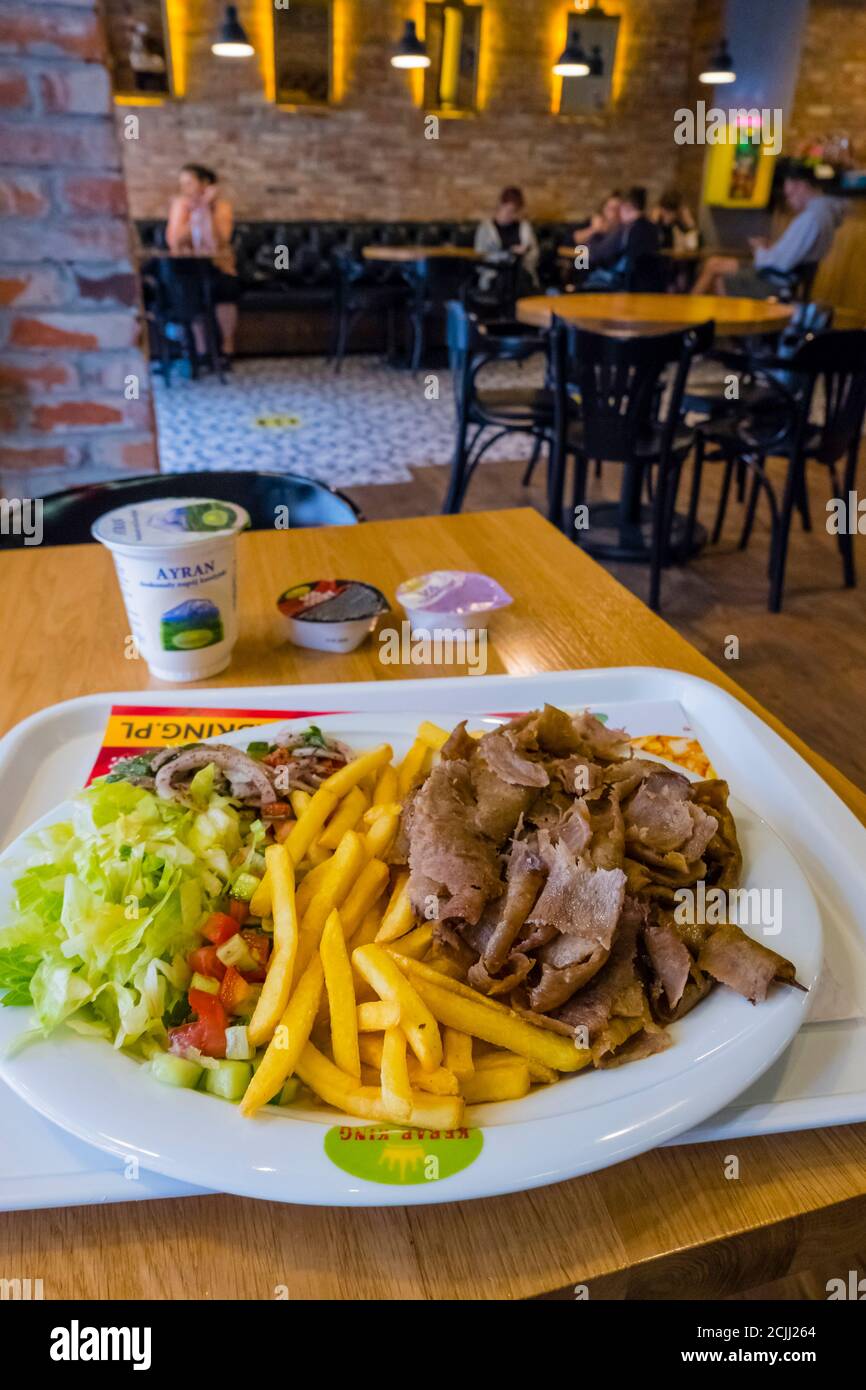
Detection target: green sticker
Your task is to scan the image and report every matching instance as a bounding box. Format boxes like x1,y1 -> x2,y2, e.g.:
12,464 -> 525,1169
324,1124 -> 483,1186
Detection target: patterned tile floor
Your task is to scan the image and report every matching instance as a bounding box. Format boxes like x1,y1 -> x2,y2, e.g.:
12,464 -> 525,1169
154,354 -> 546,485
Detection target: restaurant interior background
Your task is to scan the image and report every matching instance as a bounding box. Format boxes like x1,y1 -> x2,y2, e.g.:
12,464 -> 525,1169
4,0 -> 866,1313
2,0 -> 866,787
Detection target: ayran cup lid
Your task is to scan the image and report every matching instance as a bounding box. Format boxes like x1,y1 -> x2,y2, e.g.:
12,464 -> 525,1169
91,497 -> 250,549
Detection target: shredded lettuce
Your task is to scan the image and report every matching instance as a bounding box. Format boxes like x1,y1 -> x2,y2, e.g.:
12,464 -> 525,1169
0,772 -> 258,1049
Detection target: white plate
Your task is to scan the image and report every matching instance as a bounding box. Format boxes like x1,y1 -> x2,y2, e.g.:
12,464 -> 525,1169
0,711 -> 822,1206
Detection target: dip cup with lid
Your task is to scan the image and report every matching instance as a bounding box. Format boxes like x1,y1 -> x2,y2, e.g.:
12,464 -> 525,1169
92,497 -> 249,682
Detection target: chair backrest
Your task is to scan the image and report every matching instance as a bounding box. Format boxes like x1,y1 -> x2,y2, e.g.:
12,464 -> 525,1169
153,258 -> 214,322
757,260 -> 819,304
623,252 -> 669,294
786,328 -> 866,464
552,317 -> 715,463
779,300 -> 834,355
0,470 -> 362,550
418,255 -> 477,303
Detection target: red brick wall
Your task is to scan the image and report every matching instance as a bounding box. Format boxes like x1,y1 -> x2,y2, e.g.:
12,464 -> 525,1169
120,0 -> 704,224
0,0 -> 157,495
788,0 -> 866,158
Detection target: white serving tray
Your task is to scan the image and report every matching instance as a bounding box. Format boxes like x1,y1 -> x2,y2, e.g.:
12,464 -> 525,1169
1,669 -> 864,1212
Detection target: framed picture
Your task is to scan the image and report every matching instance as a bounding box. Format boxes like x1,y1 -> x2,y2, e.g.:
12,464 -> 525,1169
273,0 -> 333,107
104,0 -> 174,100
558,8 -> 619,115
423,2 -> 482,114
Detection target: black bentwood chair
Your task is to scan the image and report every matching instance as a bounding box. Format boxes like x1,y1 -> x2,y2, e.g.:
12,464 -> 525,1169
330,249 -> 410,371
148,258 -> 224,385
405,256 -> 478,372
708,329 -> 866,611
443,301 -> 553,514
683,302 -> 835,547
0,470 -> 361,550
549,317 -> 715,612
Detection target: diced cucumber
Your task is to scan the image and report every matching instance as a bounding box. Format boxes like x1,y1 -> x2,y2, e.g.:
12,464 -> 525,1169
216,933 -> 258,971
150,1051 -> 203,1090
190,971 -> 220,996
231,871 -> 261,902
225,1024 -> 253,1060
204,1059 -> 253,1102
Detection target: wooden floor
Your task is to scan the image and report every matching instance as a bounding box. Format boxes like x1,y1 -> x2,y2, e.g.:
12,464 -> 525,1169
348,446 -> 866,794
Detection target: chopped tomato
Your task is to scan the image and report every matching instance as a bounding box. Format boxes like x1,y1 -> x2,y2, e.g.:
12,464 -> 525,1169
201,911 -> 239,945
240,929 -> 271,982
169,990 -> 228,1059
219,965 -> 254,1015
273,818 -> 295,844
228,898 -> 250,926
187,944 -> 226,982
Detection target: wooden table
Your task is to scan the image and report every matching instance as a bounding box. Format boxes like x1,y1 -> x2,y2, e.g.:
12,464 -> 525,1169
2,509 -> 865,1301
517,292 -> 793,338
362,245 -> 482,263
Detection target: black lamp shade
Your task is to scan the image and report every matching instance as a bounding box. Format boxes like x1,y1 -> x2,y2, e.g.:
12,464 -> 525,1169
213,5 -> 254,57
391,19 -> 431,69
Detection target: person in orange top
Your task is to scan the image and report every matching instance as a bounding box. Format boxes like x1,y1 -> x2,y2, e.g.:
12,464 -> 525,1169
166,163 -> 240,361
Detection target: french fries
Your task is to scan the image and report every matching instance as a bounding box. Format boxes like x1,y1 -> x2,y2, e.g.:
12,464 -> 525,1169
395,964 -> 591,1073
339,859 -> 389,939
380,1027 -> 413,1121
296,830 -> 367,972
417,721 -> 450,751
475,1049 -> 559,1085
319,785 -> 368,850
323,744 -> 393,799
285,788 -> 339,865
462,1061 -> 531,1104
240,953 -> 324,1115
385,921 -> 433,960
358,1034 -> 459,1096
295,1042 -> 463,1129
352,943 -> 443,1072
397,737 -> 428,798
443,1027 -> 474,1080
364,808 -> 400,860
249,869 -> 271,920
372,764 -> 398,804
374,870 -> 415,943
236,724 -> 587,1127
320,909 -> 360,1078
357,1000 -> 401,1031
248,843 -> 299,1047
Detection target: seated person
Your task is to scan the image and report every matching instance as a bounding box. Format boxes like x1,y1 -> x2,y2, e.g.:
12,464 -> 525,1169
475,186 -> 540,292
573,190 -> 623,270
583,186 -> 661,291
692,164 -> 843,298
651,188 -> 699,252
166,162 -> 240,360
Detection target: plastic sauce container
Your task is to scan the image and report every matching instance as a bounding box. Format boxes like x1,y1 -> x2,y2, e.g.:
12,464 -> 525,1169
396,571 -> 512,634
277,580 -> 389,653
92,497 -> 249,682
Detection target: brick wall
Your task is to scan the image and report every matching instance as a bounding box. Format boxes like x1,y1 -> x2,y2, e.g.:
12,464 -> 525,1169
788,0 -> 866,156
0,0 -> 157,497
120,0 -> 705,224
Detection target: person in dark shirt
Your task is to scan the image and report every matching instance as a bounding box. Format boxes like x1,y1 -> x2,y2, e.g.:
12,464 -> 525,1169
584,187 -> 661,290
